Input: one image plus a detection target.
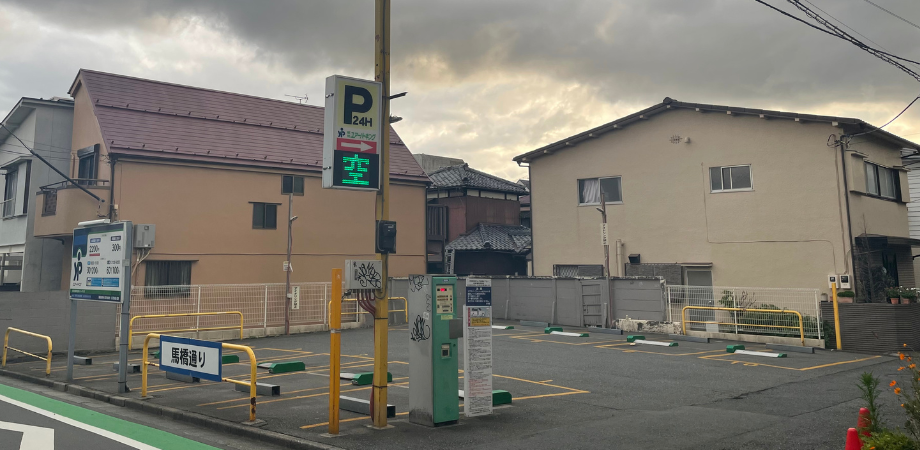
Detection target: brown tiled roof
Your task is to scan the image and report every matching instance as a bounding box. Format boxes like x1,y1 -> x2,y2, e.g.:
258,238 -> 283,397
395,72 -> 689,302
70,69 -> 428,182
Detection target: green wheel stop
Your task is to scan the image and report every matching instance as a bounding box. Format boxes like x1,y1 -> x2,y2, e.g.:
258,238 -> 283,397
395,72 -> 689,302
351,372 -> 392,386
626,335 -> 645,343
221,354 -> 240,364
492,390 -> 512,405
726,345 -> 745,353
544,326 -> 564,334
267,361 -> 306,374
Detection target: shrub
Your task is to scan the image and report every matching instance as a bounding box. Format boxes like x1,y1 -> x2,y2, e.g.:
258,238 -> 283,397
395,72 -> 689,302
888,288 -> 903,299
839,290 -> 856,298
902,289 -> 918,301
858,372 -> 884,434
861,429 -> 918,450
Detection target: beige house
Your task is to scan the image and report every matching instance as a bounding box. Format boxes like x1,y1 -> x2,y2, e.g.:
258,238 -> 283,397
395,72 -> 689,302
33,69 -> 428,288
514,97 -> 920,299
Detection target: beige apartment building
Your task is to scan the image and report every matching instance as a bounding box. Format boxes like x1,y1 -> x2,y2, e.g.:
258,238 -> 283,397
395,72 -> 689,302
33,69 -> 428,288
514,97 -> 920,299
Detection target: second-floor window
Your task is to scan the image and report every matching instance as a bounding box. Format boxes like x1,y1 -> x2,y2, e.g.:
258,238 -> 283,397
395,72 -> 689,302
865,161 -> 899,200
710,165 -> 752,192
2,169 -> 17,218
578,176 -> 622,205
282,175 -> 304,195
77,144 -> 98,181
252,202 -> 278,229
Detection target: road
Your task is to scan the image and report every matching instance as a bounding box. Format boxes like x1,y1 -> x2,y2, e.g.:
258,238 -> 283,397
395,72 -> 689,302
0,379 -> 286,450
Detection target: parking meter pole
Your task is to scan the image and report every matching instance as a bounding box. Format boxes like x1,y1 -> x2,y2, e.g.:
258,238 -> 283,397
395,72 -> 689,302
65,299 -> 77,382
117,222 -> 134,393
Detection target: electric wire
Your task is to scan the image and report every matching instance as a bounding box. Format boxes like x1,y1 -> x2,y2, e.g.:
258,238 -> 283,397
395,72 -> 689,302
801,0 -> 888,51
863,0 -> 920,32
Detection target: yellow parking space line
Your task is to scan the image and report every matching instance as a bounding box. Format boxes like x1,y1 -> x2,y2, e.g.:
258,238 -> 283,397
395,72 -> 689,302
507,336 -> 623,346
616,348 -> 726,357
514,390 -> 589,400
250,348 -> 315,355
492,374 -> 584,393
301,411 -> 409,429
197,382 -> 352,407
698,353 -> 882,371
219,381 -> 409,410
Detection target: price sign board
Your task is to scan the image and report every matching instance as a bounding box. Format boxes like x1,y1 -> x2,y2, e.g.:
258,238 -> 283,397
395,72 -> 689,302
70,223 -> 129,303
159,336 -> 222,382
323,75 -> 383,190
463,304 -> 493,417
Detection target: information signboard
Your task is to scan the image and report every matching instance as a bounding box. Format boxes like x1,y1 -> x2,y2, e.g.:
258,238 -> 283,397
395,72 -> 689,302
322,75 -> 383,190
159,336 -> 222,382
70,223 -> 128,302
463,304 -> 493,417
466,278 -> 492,307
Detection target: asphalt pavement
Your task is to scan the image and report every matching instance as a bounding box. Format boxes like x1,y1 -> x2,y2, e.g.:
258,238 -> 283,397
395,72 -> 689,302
0,322 -> 905,449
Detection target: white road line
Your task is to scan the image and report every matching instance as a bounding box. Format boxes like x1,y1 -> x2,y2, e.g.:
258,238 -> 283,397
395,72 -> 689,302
0,393 -> 160,450
0,421 -> 54,449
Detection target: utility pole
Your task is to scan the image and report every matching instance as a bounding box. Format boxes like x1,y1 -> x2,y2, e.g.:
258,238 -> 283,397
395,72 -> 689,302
284,193 -> 294,335
372,0 -> 391,428
597,192 -> 612,328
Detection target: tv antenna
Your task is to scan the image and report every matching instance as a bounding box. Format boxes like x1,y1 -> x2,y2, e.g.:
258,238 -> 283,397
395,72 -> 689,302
285,94 -> 309,104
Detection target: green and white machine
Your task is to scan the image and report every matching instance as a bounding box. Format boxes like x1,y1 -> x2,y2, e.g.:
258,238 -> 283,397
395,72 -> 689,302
408,275 -> 462,427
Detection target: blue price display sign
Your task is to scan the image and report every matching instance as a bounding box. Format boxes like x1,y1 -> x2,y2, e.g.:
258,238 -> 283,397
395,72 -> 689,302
70,223 -> 128,302
159,336 -> 222,382
466,278 -> 492,307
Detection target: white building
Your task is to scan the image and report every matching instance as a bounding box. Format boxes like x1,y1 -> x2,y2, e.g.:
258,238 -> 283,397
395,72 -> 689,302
0,97 -> 73,291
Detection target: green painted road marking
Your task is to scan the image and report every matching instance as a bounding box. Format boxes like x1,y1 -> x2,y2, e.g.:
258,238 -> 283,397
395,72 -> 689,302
0,382 -> 219,449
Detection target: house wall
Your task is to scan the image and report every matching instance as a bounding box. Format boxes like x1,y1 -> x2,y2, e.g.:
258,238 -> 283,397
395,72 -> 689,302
109,159 -> 426,284
907,169 -> 920,284
0,112 -> 37,252
432,196 -> 521,242
529,108 -> 910,296
69,82 -> 109,181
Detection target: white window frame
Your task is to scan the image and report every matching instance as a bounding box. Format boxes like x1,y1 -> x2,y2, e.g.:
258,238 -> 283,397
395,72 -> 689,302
577,176 -> 623,205
710,164 -> 753,193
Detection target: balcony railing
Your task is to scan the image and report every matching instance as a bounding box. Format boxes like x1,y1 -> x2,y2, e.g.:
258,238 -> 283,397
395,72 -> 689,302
39,179 -> 108,217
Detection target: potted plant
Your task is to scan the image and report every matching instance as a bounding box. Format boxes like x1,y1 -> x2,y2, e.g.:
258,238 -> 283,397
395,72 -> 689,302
886,287 -> 902,304
837,290 -> 855,303
900,288 -> 917,304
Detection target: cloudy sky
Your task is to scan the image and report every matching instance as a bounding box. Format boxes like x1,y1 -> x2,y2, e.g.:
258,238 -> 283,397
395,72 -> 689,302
1,0 -> 918,181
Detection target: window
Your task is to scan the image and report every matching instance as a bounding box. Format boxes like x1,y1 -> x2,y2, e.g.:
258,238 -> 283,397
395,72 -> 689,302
77,145 -> 98,182
578,176 -> 622,204
2,169 -> 17,218
145,261 -> 192,286
710,165 -> 752,192
252,202 -> 278,229
282,175 -> 304,195
553,264 -> 604,277
865,162 -> 899,200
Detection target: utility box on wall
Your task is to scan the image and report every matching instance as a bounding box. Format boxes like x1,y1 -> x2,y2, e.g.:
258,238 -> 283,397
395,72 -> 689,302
133,224 -> 156,249
408,275 -> 461,427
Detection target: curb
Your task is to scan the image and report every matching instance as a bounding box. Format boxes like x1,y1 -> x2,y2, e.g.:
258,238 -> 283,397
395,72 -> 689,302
0,369 -> 339,450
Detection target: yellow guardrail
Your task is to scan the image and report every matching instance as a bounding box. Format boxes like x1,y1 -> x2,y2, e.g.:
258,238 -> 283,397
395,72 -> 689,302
129,311 -> 244,350
142,333 -> 259,422
2,328 -> 53,376
680,305 -> 805,346
327,297 -> 407,324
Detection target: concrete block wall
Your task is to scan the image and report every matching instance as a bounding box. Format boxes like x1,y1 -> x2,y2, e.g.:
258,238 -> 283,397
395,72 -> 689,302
0,291 -> 116,355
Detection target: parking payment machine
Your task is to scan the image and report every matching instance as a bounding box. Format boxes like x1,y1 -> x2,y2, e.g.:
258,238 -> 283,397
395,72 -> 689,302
408,275 -> 461,427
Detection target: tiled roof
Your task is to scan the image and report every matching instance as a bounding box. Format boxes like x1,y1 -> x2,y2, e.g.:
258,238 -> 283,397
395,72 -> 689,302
445,224 -> 532,253
428,164 -> 528,194
71,69 -> 427,182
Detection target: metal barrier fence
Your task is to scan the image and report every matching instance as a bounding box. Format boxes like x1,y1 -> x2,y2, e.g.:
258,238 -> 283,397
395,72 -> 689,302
667,285 -> 821,340
116,282 -> 410,340
2,327 -> 53,376
117,282 -> 335,338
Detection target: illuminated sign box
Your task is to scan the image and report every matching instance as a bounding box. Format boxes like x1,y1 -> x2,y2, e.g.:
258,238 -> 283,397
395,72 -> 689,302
322,75 -> 383,191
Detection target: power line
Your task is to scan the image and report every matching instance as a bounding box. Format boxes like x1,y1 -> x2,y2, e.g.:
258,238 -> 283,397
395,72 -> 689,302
802,0 -> 888,51
863,0 -> 920,32
0,148 -> 71,161
846,94 -> 920,139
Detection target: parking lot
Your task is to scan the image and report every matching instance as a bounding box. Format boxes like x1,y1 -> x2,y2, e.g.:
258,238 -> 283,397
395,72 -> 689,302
1,322 -> 900,449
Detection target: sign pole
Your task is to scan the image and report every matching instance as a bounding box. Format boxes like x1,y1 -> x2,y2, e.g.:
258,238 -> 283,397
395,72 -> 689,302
117,221 -> 134,393
65,299 -> 77,382
285,192 -> 293,335
372,0 -> 391,428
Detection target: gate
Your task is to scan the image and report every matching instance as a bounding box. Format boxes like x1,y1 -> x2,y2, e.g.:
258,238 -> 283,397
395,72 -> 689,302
580,280 -> 608,327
